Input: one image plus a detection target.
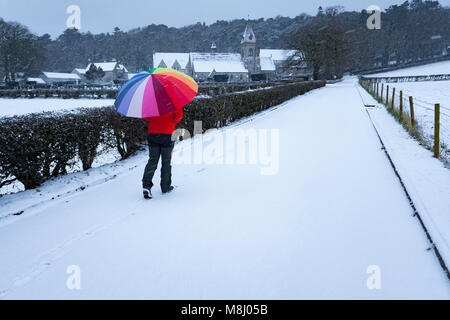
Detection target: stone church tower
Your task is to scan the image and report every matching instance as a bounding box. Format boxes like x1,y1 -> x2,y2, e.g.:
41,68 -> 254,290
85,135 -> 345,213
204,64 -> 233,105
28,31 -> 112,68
241,20 -> 260,74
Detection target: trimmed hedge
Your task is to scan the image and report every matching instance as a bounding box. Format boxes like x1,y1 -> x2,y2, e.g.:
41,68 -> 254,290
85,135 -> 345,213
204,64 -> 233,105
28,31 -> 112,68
0,80 -> 302,99
0,81 -> 324,190
0,89 -> 118,99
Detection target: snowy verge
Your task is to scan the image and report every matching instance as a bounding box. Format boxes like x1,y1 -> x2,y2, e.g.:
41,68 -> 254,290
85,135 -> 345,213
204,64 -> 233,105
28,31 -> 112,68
358,85 -> 450,266
0,86 -> 323,227
0,99 -> 115,117
0,150 -> 148,227
1,80 -> 448,299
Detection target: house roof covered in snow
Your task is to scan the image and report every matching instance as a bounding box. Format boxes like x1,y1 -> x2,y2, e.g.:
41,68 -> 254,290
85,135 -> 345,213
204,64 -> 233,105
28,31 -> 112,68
190,53 -> 248,73
260,49 -> 297,62
27,77 -> 46,84
73,68 -> 87,75
86,62 -> 128,73
118,64 -> 128,72
43,72 -> 81,80
153,53 -> 190,69
260,57 -> 276,72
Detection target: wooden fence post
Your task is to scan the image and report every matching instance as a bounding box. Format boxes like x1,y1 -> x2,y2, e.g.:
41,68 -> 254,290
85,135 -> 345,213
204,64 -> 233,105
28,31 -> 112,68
376,82 -> 379,98
386,85 -> 389,105
409,96 -> 415,128
434,104 -> 440,158
381,84 -> 384,102
399,91 -> 403,121
392,88 -> 395,109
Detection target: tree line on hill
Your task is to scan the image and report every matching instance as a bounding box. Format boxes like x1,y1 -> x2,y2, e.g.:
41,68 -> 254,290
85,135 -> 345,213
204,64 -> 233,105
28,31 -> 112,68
288,1 -> 450,79
0,0 -> 449,83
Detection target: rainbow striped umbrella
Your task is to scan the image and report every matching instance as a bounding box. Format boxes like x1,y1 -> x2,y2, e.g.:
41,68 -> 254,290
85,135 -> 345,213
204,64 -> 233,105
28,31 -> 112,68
115,68 -> 198,118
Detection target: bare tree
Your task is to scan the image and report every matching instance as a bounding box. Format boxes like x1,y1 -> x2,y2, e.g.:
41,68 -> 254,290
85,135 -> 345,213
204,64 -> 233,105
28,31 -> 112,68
0,20 -> 45,84
286,6 -> 356,80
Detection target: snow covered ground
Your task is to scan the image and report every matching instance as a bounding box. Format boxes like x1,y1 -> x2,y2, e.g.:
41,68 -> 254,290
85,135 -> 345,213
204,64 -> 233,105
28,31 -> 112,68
370,60 -> 450,77
0,98 -> 115,117
362,81 -> 450,161
0,146 -> 122,196
366,60 -> 450,156
390,81 -> 450,109
358,85 -> 450,268
387,81 -> 450,154
0,78 -> 449,299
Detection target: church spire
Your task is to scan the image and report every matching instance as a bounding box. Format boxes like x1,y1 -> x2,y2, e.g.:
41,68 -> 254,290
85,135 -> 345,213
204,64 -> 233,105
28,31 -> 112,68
241,20 -> 257,44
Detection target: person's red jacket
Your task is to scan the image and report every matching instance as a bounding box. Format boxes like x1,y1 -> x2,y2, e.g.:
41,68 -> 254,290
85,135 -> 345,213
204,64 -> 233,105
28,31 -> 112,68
145,109 -> 183,134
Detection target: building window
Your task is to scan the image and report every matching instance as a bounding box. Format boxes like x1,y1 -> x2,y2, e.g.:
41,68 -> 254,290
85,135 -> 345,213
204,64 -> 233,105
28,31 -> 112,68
249,48 -> 254,57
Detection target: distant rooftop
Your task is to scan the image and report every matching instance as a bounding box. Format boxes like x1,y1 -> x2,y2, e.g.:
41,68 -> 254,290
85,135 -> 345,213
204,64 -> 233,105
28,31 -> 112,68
153,53 -> 190,69
260,57 -> 276,72
73,68 -> 86,75
260,49 -> 297,61
86,62 -> 128,73
27,77 -> 46,84
43,72 -> 81,80
190,53 -> 248,73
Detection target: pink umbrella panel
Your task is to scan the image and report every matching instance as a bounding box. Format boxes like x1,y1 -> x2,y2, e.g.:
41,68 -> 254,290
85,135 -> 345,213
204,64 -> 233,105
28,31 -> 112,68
114,68 -> 199,119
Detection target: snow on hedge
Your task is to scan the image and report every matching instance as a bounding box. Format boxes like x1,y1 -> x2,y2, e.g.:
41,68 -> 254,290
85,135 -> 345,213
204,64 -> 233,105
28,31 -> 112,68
0,98 -> 115,117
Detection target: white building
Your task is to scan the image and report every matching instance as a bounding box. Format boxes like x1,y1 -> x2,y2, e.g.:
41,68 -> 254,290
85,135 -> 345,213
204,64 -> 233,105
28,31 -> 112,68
153,21 -> 308,82
153,53 -> 190,74
41,72 -> 81,85
72,68 -> 86,78
260,50 -> 296,70
26,77 -> 46,86
153,21 -> 309,82
84,62 -> 129,83
189,52 -> 249,82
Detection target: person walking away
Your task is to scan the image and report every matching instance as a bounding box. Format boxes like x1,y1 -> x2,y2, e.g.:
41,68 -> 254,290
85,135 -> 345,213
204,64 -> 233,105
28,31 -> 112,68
142,109 -> 183,199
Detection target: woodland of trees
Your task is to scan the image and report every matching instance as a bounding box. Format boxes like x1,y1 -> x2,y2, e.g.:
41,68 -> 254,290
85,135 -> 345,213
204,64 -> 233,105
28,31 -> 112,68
288,1 -> 450,79
0,0 -> 449,82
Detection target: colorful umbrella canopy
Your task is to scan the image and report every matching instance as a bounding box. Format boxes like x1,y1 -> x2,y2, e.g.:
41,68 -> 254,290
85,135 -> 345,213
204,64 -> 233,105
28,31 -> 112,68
115,68 -> 198,118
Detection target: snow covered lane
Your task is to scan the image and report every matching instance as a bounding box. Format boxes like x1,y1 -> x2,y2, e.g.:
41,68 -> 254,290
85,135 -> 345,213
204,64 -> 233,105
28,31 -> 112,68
0,79 -> 449,299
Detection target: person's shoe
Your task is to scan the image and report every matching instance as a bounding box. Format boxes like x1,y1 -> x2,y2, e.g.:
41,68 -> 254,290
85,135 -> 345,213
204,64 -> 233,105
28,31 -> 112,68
162,186 -> 175,194
143,188 -> 153,200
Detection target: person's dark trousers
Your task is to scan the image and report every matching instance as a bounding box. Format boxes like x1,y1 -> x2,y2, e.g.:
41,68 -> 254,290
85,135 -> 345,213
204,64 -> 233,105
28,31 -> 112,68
142,133 -> 175,193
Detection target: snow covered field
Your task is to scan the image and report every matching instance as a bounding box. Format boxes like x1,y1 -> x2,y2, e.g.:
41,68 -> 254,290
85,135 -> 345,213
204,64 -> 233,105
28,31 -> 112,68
0,78 -> 449,299
370,60 -> 450,77
387,81 -> 450,152
0,98 -> 115,117
390,81 -> 450,108
365,61 -> 450,157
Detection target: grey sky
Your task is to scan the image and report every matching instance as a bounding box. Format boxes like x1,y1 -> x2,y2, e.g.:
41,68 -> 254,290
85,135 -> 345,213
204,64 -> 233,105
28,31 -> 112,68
1,0 -> 449,38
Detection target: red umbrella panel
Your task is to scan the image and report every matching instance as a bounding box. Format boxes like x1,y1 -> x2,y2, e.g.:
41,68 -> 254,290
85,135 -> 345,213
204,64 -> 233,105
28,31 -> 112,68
115,68 -> 198,118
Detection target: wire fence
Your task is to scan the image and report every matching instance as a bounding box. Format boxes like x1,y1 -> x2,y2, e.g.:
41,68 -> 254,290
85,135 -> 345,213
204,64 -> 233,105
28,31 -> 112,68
360,78 -> 450,164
